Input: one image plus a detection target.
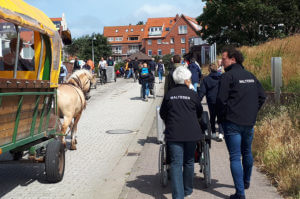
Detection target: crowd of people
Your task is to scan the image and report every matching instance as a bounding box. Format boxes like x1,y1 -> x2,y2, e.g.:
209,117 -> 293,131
160,47 -> 266,199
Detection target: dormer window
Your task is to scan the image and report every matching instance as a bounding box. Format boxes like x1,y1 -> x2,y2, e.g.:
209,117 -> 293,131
131,28 -> 133,32
126,29 -> 128,32
141,28 -> 144,31
149,26 -> 163,36
115,29 -> 118,33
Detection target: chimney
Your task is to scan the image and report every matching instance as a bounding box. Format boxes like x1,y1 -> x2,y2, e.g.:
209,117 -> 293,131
174,14 -> 180,22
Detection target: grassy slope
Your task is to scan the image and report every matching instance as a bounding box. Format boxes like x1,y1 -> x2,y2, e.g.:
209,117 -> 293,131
240,34 -> 300,92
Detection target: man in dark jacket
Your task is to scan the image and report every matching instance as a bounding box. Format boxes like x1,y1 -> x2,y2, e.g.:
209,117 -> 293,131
216,47 -> 266,199
188,58 -> 201,92
132,57 -> 140,82
164,54 -> 184,95
198,63 -> 222,141
160,66 -> 203,199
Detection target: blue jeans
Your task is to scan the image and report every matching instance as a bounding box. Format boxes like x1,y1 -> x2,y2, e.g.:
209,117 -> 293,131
222,122 -> 254,196
158,70 -> 163,81
127,68 -> 133,78
168,141 -> 197,199
142,82 -> 149,99
193,83 -> 198,92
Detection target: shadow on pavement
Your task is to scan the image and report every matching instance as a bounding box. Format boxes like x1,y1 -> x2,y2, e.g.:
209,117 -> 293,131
0,158 -> 46,198
130,97 -> 142,101
125,174 -> 169,199
137,136 -> 158,146
194,176 -> 234,199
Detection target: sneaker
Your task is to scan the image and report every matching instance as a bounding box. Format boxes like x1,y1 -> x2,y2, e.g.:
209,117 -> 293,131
217,133 -> 224,142
229,194 -> 246,199
244,181 -> 250,189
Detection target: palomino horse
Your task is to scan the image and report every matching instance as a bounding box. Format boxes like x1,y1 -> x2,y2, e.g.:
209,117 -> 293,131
57,69 -> 96,150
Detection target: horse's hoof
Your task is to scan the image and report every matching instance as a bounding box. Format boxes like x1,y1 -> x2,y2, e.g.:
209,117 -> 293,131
70,145 -> 77,150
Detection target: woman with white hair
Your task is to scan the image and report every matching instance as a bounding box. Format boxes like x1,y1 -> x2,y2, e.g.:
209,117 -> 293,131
160,66 -> 203,199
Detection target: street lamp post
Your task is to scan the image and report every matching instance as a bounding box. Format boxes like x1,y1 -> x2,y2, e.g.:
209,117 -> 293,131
92,36 -> 96,65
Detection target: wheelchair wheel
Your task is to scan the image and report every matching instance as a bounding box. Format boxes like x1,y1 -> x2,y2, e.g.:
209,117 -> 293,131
159,144 -> 168,187
204,140 -> 211,188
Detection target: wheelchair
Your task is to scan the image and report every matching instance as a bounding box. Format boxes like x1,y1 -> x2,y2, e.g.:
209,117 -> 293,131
158,111 -> 212,188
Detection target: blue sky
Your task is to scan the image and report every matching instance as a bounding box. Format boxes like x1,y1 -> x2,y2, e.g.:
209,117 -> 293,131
25,0 -> 205,38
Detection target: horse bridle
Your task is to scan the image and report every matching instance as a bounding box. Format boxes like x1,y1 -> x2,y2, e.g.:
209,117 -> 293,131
72,74 -> 92,93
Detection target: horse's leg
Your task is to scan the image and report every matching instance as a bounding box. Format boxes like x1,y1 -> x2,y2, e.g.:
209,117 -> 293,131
70,112 -> 82,150
61,116 -> 72,147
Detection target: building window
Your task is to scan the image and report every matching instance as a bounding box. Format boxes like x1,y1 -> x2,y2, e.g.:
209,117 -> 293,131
128,36 -> 138,41
158,49 -> 162,56
148,50 -> 152,56
178,25 -> 187,34
108,37 -> 114,41
141,28 -> 144,31
148,40 -> 152,45
170,38 -> 174,44
181,48 -> 186,55
170,48 -> 175,55
131,28 -> 133,32
165,27 -> 170,31
181,37 -> 185,43
115,29 -> 118,33
126,29 -> 128,32
112,46 -> 122,54
157,39 -> 162,44
115,37 -> 123,41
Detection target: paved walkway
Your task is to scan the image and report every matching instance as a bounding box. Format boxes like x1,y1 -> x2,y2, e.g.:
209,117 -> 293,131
0,78 -> 164,199
119,89 -> 282,199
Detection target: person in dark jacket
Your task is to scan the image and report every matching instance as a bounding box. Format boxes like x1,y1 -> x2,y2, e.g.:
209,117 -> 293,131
164,54 -> 184,95
188,58 -> 201,92
132,57 -> 140,82
160,66 -> 203,199
157,59 -> 165,83
216,47 -> 266,199
198,63 -> 223,141
82,60 -> 91,71
139,62 -> 154,101
148,58 -> 156,76
73,57 -> 81,72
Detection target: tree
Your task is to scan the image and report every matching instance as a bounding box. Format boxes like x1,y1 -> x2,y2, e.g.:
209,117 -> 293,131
136,21 -> 144,25
197,0 -> 299,49
64,33 -> 112,64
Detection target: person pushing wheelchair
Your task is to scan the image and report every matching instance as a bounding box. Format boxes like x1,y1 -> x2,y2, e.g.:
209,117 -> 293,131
160,66 -> 203,199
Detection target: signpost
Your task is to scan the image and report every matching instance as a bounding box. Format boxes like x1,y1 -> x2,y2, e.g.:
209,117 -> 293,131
271,57 -> 282,103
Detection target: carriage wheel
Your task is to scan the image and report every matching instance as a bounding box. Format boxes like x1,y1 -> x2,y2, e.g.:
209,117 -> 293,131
45,140 -> 65,183
204,140 -> 211,188
159,144 -> 168,187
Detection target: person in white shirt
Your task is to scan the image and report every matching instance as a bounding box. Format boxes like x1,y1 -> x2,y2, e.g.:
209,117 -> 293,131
98,57 -> 107,83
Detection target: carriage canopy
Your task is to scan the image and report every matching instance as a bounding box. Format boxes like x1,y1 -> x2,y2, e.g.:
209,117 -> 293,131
0,0 -> 62,87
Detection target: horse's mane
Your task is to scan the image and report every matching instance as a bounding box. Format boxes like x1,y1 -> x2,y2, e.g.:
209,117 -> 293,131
67,69 -> 92,82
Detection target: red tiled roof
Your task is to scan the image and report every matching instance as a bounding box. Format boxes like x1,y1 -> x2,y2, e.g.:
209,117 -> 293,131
103,24 -> 146,44
143,17 -> 176,38
50,18 -> 62,21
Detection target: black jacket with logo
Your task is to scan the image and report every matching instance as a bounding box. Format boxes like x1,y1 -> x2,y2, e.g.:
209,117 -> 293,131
160,85 -> 203,142
216,64 -> 266,126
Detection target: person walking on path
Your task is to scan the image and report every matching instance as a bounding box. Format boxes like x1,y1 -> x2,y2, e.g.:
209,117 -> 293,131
82,60 -> 91,71
164,55 -> 185,94
107,56 -> 115,67
188,58 -> 202,92
59,62 -> 68,84
132,57 -> 140,82
139,62 -> 153,101
216,47 -> 266,199
98,57 -> 107,83
157,59 -> 165,83
127,58 -> 134,79
198,63 -> 223,141
148,57 -> 156,76
73,57 -> 81,72
160,66 -> 203,199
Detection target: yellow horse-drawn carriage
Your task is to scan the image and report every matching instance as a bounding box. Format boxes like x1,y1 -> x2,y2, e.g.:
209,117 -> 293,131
0,0 -> 69,182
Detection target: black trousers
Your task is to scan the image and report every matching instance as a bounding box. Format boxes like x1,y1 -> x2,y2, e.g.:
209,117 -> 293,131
208,103 -> 217,133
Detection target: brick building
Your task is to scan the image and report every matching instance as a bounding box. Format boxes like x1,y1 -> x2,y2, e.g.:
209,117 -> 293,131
103,24 -> 146,62
103,14 -> 205,61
